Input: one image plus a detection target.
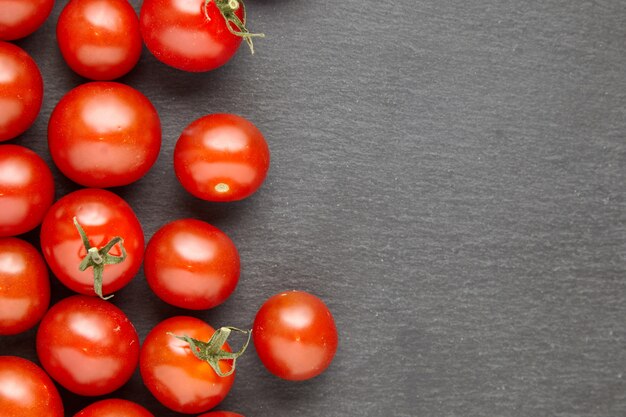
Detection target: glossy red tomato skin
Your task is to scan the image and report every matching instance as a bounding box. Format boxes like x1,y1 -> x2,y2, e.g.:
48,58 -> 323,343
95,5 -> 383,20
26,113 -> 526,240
140,316 -> 235,414
253,290 -> 338,381
174,114 -> 270,202
40,188 -> 144,296
74,399 -> 154,417
140,0 -> 243,72
0,0 -> 54,40
144,219 -> 240,310
0,356 -> 64,417
199,412 -> 244,417
48,82 -> 161,188
0,238 -> 49,335
0,145 -> 54,237
36,295 -> 140,396
0,42 -> 43,141
57,0 -> 142,80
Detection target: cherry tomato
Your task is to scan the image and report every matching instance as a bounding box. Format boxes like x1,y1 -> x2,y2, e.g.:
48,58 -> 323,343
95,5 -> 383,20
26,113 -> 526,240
36,295 -> 140,396
0,145 -> 54,237
0,0 -> 54,40
144,219 -> 239,310
174,114 -> 270,201
0,356 -> 63,417
140,0 -> 259,72
253,290 -> 338,381
48,82 -> 161,188
140,316 -> 236,414
40,188 -> 144,297
0,42 -> 43,141
0,238 -> 49,335
199,412 -> 244,417
57,0 -> 142,80
74,399 -> 154,417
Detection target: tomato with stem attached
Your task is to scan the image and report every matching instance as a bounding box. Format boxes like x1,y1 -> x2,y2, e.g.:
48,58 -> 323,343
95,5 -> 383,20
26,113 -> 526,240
140,0 -> 264,72
144,219 -> 240,310
36,295 -> 140,396
253,290 -> 338,381
140,316 -> 250,414
0,356 -> 64,417
57,0 -> 142,80
174,114 -> 270,202
74,399 -> 154,417
0,0 -> 54,40
0,42 -> 43,141
40,188 -> 144,298
0,238 -> 49,335
48,82 -> 161,188
0,145 -> 54,237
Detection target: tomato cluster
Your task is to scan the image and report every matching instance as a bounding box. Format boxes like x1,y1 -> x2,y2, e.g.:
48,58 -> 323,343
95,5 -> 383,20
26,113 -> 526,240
0,1 -> 337,416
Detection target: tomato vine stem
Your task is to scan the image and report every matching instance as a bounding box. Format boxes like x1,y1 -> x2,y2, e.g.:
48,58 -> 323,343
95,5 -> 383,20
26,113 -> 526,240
205,0 -> 265,54
168,327 -> 251,377
73,217 -> 127,300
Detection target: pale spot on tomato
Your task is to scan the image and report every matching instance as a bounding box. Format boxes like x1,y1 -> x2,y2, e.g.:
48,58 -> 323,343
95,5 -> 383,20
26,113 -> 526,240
214,183 -> 229,193
0,252 -> 25,274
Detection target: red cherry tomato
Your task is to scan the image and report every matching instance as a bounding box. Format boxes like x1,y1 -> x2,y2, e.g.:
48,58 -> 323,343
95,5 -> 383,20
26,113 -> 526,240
174,114 -> 270,201
57,0 -> 142,80
0,145 -> 54,237
40,188 -> 144,297
0,0 -> 54,40
199,413 -> 244,417
36,295 -> 140,396
253,290 -> 338,381
0,356 -> 64,417
74,399 -> 154,417
140,0 -> 260,72
0,238 -> 49,335
140,316 -> 237,414
0,42 -> 43,141
144,219 -> 240,310
48,82 -> 161,187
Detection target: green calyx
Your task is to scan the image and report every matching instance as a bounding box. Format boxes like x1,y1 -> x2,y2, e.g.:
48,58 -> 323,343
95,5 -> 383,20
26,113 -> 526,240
73,217 -> 127,300
169,327 -> 251,377
206,0 -> 265,54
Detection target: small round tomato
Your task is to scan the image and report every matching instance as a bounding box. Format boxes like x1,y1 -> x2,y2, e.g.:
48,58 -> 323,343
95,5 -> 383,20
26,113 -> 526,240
0,145 -> 54,237
253,290 -> 338,381
0,42 -> 43,141
36,295 -> 140,396
40,188 -> 144,298
0,238 -> 49,335
0,0 -> 54,40
174,114 -> 270,201
199,412 -> 244,417
0,356 -> 63,417
140,316 -> 244,414
74,399 -> 154,417
48,82 -> 161,187
57,0 -> 142,80
140,0 -> 261,72
144,219 -> 239,310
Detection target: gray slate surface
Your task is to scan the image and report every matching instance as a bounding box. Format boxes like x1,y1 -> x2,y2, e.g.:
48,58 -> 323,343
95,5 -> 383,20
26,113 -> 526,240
1,0 -> 625,416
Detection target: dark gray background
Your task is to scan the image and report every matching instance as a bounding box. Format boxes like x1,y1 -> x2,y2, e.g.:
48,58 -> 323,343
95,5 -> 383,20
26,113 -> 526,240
1,0 -> 626,416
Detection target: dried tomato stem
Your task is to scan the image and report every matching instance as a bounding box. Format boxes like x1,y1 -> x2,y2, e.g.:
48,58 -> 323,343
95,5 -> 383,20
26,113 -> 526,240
205,0 -> 265,54
168,327 -> 251,377
73,217 -> 127,300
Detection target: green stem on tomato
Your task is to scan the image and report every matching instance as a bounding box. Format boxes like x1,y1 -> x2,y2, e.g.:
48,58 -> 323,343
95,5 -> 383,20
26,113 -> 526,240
73,217 -> 127,300
168,327 -> 251,377
205,0 -> 265,54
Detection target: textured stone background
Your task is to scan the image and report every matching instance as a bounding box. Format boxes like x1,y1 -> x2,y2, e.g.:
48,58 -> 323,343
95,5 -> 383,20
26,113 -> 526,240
2,0 -> 626,416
